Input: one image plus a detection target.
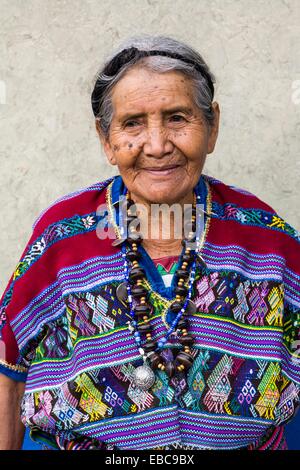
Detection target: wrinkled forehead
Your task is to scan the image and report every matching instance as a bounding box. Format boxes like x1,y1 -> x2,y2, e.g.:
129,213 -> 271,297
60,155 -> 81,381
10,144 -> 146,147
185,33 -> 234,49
109,67 -> 197,118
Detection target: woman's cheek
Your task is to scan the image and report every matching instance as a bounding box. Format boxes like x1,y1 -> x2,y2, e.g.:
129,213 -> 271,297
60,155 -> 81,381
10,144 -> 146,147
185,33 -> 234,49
170,132 -> 197,155
120,138 -> 142,156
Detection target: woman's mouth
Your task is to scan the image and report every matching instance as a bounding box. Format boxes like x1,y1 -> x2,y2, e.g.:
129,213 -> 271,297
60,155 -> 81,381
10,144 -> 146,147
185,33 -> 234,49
143,165 -> 181,176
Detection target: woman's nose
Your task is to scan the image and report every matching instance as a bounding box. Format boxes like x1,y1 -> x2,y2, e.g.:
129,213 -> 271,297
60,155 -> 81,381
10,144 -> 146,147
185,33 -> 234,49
143,126 -> 174,158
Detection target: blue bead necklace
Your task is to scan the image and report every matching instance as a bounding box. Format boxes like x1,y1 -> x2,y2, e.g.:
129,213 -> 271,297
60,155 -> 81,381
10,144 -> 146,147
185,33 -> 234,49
116,189 -> 203,387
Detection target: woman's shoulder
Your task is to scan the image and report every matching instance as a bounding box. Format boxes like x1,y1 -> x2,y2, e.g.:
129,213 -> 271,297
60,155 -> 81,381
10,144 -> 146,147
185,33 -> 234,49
203,173 -> 300,284
31,176 -> 115,237
203,173 -> 279,213
204,173 -> 300,242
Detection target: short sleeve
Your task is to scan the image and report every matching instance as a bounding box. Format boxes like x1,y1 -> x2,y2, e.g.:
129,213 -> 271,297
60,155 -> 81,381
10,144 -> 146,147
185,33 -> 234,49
276,226 -> 300,425
0,231 -> 35,381
0,215 -> 64,382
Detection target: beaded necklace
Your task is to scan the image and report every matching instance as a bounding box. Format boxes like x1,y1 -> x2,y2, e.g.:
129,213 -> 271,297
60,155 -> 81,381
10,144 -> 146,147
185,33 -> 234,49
114,189 -> 205,390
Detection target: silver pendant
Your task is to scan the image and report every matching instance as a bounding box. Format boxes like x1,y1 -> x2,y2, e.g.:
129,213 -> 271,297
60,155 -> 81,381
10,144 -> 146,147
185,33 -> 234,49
186,299 -> 197,315
116,281 -> 128,304
132,363 -> 156,391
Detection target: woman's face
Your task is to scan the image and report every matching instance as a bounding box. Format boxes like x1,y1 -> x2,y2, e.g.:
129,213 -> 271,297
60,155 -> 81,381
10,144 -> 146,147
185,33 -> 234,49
97,67 -> 220,205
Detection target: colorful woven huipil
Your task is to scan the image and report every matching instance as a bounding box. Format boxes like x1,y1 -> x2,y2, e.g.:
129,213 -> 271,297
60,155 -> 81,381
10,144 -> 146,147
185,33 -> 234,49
0,174 -> 299,450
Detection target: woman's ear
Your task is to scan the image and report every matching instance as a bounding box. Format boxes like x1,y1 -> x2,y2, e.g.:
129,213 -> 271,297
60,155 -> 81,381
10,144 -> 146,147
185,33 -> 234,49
95,119 -> 117,165
207,102 -> 220,155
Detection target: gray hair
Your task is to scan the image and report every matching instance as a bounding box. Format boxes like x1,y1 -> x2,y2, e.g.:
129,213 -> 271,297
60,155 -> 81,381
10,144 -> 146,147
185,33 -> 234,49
93,35 -> 216,137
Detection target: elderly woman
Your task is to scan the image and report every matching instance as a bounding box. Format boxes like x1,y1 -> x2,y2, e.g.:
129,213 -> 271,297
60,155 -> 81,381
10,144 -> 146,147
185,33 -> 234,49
0,35 -> 299,451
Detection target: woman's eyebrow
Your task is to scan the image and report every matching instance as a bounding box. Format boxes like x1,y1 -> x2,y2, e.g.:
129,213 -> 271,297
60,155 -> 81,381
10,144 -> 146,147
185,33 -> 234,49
119,111 -> 145,122
164,106 -> 193,115
119,106 -> 193,122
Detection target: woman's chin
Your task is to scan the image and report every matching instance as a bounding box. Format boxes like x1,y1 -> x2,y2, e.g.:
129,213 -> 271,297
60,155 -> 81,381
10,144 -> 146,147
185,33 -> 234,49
129,171 -> 195,205
136,186 -> 187,205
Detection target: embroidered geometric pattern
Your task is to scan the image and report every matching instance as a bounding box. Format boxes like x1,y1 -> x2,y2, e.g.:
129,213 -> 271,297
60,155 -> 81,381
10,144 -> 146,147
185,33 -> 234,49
211,201 -> 300,242
0,174 -> 299,450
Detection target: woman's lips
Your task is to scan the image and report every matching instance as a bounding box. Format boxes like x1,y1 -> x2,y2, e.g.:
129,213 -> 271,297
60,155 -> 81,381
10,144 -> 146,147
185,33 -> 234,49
142,165 -> 181,176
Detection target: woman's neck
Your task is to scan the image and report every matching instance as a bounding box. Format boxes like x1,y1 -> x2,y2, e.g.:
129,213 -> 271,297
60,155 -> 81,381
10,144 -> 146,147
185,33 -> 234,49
128,190 -> 194,259
142,238 -> 183,259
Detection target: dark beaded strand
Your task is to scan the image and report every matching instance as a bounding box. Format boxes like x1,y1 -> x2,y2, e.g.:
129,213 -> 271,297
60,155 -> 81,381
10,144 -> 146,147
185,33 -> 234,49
120,192 -> 200,378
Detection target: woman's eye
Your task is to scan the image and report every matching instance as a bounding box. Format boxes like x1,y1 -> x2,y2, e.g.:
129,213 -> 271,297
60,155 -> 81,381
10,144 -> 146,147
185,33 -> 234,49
169,114 -> 186,122
124,120 -> 140,128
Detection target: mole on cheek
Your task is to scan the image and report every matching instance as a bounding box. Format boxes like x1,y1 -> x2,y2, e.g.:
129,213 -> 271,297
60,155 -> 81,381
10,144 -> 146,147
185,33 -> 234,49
128,143 -> 133,148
